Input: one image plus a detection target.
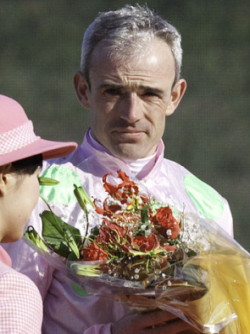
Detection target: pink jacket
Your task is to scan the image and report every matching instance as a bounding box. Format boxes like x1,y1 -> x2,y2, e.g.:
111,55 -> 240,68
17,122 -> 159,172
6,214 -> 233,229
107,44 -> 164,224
4,131 -> 233,334
0,246 -> 42,333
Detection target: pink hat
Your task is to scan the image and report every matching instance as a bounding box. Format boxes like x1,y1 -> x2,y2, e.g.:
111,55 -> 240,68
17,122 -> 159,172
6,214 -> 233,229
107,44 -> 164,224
0,95 -> 77,166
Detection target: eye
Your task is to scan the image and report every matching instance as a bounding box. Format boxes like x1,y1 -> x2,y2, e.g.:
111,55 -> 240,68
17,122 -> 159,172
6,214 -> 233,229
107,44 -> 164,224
141,90 -> 161,99
144,91 -> 158,97
104,88 -> 121,96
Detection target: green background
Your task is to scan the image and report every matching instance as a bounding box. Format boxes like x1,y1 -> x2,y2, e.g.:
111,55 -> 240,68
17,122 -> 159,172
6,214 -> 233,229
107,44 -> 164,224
1,0 -> 249,251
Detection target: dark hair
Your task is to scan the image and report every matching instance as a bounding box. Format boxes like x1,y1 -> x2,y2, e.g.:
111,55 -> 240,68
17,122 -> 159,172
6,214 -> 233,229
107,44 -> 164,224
11,154 -> 43,175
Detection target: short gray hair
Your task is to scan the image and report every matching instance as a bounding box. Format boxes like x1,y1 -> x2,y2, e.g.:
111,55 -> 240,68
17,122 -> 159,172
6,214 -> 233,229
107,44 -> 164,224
80,5 -> 183,84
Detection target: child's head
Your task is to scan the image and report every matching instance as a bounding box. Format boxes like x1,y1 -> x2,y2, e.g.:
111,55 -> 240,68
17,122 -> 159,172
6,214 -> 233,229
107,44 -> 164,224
0,94 -> 77,242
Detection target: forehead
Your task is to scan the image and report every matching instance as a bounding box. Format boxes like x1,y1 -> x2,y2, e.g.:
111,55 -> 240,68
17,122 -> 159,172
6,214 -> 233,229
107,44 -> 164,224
89,38 -> 176,87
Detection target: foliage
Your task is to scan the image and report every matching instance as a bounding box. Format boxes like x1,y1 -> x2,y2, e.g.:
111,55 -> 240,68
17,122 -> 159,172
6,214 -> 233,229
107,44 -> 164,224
26,170 -> 192,286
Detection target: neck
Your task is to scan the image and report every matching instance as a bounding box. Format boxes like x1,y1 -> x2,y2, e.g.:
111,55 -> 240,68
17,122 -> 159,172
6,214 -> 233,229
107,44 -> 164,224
87,129 -> 159,178
122,154 -> 157,177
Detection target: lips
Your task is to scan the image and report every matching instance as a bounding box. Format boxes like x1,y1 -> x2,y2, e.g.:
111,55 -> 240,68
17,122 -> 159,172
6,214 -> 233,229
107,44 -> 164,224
112,125 -> 146,133
117,129 -> 144,134
111,129 -> 146,142
112,127 -> 146,135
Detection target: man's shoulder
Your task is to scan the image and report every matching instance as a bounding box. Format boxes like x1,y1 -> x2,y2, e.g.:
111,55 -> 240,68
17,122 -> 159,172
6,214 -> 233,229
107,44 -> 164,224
44,148 -> 80,168
162,157 -> 190,178
162,157 -> 229,221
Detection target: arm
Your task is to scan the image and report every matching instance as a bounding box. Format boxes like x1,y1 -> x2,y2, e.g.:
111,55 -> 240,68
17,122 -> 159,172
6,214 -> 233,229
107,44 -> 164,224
3,199 -> 55,299
0,267 -> 43,333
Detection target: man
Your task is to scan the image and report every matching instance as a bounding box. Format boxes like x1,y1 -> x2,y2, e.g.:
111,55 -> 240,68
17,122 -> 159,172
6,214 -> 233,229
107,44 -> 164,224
6,4 -> 233,334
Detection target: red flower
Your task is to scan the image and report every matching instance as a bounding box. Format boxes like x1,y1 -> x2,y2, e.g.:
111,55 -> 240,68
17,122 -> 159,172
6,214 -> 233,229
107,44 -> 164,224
102,170 -> 139,204
98,222 -> 127,243
81,242 -> 108,261
164,244 -> 178,252
80,172 -> 183,282
152,206 -> 180,240
132,234 -> 159,252
95,199 -> 122,217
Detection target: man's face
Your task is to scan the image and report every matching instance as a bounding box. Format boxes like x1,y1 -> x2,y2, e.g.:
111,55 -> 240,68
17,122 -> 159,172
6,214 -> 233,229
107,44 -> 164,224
75,38 -> 186,159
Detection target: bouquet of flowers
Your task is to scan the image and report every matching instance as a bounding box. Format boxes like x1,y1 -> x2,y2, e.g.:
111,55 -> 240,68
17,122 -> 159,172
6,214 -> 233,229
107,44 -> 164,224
25,170 -> 250,333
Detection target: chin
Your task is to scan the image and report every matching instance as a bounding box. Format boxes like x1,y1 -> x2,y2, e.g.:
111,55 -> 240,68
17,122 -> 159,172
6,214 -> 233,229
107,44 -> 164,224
1,234 -> 22,243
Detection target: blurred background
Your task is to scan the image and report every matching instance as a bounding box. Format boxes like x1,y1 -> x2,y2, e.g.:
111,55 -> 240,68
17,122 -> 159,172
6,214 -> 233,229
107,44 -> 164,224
1,0 -> 249,251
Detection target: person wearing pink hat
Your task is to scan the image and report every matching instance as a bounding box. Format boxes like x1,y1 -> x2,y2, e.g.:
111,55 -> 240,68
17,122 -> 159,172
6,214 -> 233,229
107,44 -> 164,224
0,94 -> 77,333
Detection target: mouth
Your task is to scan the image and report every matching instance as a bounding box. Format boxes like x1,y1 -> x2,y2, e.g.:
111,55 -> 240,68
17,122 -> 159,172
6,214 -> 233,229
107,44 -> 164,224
111,129 -> 146,142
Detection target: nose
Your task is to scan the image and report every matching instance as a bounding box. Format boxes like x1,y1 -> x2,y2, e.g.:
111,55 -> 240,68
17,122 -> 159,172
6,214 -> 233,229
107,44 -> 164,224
119,93 -> 143,123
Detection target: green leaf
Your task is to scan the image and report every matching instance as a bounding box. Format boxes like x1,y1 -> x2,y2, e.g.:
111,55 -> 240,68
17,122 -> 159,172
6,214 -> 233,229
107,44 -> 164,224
67,252 -> 79,261
41,210 -> 82,259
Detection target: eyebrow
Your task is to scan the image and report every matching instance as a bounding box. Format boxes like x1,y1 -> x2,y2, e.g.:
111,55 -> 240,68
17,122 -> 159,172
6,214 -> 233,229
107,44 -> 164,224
99,82 -> 165,95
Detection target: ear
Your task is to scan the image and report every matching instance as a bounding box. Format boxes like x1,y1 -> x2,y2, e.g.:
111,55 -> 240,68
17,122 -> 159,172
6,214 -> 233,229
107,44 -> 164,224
0,174 -> 5,196
0,164 -> 12,196
165,78 -> 187,116
73,71 -> 91,110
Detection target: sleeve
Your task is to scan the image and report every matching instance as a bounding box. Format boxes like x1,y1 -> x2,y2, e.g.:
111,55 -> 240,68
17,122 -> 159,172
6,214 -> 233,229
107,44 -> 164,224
0,269 -> 43,333
2,198 -> 55,299
183,172 -> 234,236
217,197 -> 234,236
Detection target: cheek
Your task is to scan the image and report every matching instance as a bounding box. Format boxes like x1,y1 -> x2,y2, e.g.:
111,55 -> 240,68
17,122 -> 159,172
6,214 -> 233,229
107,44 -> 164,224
17,191 -> 39,232
90,104 -> 115,136
24,178 -> 40,216
3,177 -> 40,243
149,109 -> 166,130
31,182 -> 40,208
156,120 -> 166,140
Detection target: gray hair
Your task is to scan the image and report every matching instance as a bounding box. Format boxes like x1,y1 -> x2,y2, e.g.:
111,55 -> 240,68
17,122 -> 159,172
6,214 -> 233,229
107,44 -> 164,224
80,4 -> 183,84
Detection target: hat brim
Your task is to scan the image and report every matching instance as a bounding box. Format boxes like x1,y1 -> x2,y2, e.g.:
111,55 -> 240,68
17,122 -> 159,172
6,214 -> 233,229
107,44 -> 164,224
0,138 -> 77,166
